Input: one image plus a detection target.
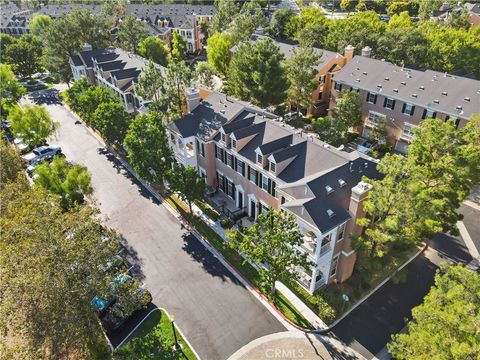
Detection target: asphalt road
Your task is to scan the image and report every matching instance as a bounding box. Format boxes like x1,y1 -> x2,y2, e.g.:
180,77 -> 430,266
330,233 -> 473,359
30,91 -> 285,360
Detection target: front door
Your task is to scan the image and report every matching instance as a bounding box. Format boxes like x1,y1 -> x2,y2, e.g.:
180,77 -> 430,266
237,191 -> 243,209
249,199 -> 256,219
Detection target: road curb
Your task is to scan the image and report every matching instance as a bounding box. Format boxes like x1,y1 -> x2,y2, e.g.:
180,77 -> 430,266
114,307 -> 202,360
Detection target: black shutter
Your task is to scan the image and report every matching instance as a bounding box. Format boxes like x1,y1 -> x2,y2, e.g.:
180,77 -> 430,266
391,100 -> 396,110
383,98 -> 387,108
232,184 -> 236,201
422,109 -> 427,119
402,103 -> 406,114
215,144 -> 218,159
445,115 -> 450,122
222,149 -> 226,164
267,178 -> 272,193
255,171 -> 259,187
195,139 -> 200,152
247,166 -> 251,181
366,92 -> 370,102
242,161 -> 245,176
432,112 -> 436,118
410,106 -> 415,116
234,157 -> 237,171
271,180 -> 276,196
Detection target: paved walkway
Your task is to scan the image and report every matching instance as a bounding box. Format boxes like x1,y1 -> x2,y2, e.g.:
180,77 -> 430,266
228,331 -> 364,360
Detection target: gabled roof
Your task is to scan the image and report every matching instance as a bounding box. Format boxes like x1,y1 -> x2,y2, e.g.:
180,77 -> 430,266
258,135 -> 293,155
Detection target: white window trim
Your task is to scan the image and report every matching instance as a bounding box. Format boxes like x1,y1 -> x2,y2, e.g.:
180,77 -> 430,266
236,159 -> 244,176
330,254 -> 340,277
403,103 -> 414,116
367,92 -> 377,104
261,173 -> 269,192
385,98 -> 395,110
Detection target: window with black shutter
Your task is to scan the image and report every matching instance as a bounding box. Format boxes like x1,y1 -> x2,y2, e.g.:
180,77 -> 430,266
367,92 -> 377,104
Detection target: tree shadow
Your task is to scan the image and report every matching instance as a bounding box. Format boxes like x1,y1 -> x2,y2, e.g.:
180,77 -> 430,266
319,333 -> 366,360
181,232 -> 244,286
28,88 -> 62,105
119,234 -> 146,282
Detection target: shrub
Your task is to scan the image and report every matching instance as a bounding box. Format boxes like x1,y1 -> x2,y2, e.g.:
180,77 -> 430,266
220,217 -> 233,229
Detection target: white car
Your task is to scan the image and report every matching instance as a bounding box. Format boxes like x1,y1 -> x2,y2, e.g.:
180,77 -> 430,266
22,145 -> 63,164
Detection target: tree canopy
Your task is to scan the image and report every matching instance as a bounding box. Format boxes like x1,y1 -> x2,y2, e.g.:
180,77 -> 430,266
0,179 -> 119,359
91,101 -> 131,146
389,265 -> 480,359
0,64 -> 26,112
34,156 -> 93,211
117,14 -> 150,54
227,209 -> 310,294
123,111 -> 173,186
3,34 -> 43,77
207,32 -> 234,78
167,165 -> 205,214
8,104 -> 58,147
228,38 -> 288,108
28,14 -> 52,37
0,137 -> 24,189
171,30 -> 187,60
138,36 -> 169,66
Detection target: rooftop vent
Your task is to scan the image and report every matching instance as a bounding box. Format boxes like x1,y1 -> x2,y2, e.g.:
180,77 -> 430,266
434,99 -> 440,104
412,94 -> 418,98
220,109 -> 225,114
456,105 -> 463,112
393,88 -> 399,93
362,71 -> 368,76
419,85 -> 425,90
377,84 -> 382,88
338,179 -> 346,187
464,97 -> 470,102
356,78 -> 360,82
401,81 -> 406,85
325,185 -> 334,194
327,209 -> 335,218
384,77 -> 389,81
442,91 -> 448,96
364,162 -> 368,168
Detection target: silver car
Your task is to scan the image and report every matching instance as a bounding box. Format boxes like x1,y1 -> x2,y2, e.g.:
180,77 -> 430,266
22,145 -> 63,164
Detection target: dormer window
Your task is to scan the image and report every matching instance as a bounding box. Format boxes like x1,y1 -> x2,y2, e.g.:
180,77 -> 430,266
257,154 -> 263,164
270,161 -> 276,172
221,133 -> 226,143
325,185 -> 334,194
231,139 -> 237,149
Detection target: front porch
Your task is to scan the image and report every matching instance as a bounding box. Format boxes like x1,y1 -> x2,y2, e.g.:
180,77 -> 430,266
205,189 -> 248,222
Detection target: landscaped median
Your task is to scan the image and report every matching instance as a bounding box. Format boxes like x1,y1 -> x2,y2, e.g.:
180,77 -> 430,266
113,308 -> 197,359
164,194 -> 315,330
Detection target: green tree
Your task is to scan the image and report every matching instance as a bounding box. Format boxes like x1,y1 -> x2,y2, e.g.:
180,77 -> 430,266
167,165 -> 205,214
335,90 -> 363,128
229,0 -> 268,44
138,36 -> 169,66
0,64 -> 26,113
123,112 -> 173,186
0,137 -> 24,189
4,34 -> 43,77
42,9 -> 111,84
285,46 -> 321,115
64,77 -> 92,113
0,182 -> 118,358
269,8 -> 296,38
28,14 -> 52,38
227,210 -> 310,294
194,61 -> 216,88
312,116 -> 348,146
77,86 -> 113,124
340,0 -> 358,12
101,0 -> 127,18
163,59 -> 191,121
0,33 -> 16,54
171,30 -> 187,60
34,156 -> 93,211
117,14 -> 150,54
324,11 -> 385,53
416,0 -> 443,20
91,101 -> 131,145
444,7 -> 471,30
8,104 -> 58,147
286,8 -> 330,46
228,38 -> 288,107
389,265 -> 480,360
210,0 -> 239,35
206,32 -> 234,78
135,61 -> 166,113
387,1 -> 409,15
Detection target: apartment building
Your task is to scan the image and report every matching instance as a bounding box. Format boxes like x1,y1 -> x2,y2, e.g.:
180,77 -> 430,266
330,51 -> 480,153
69,47 -> 154,114
231,35 -> 354,116
168,89 -> 382,294
0,3 -> 215,53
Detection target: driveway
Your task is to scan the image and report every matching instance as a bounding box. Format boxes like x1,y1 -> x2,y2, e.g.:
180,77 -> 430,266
329,233 -> 472,359
28,90 -> 285,360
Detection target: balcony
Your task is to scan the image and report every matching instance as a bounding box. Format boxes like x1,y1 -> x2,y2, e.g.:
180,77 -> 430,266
400,130 -> 414,142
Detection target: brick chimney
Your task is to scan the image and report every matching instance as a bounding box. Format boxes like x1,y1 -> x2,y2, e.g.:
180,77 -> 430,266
348,180 -> 373,237
344,45 -> 355,63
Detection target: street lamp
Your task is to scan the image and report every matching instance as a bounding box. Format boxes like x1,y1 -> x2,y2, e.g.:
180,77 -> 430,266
171,315 -> 181,351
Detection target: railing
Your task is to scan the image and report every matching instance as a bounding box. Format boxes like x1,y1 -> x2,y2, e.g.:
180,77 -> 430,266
319,243 -> 331,256
400,131 -> 414,142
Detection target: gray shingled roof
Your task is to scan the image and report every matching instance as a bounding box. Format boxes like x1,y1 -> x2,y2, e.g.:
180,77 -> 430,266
286,158 -> 382,233
334,56 -> 480,120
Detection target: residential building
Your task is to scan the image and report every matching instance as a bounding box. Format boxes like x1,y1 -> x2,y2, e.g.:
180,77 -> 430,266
330,50 -> 480,153
0,3 -> 215,52
466,2 -> 480,26
231,34 -> 354,116
168,89 -> 382,294
69,47 -> 154,114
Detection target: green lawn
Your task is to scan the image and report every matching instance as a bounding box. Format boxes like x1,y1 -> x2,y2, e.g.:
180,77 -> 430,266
114,309 -> 197,360
165,194 -> 314,330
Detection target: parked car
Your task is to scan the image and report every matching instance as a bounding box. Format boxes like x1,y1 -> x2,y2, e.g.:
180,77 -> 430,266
22,145 -> 63,164
26,156 -> 55,176
357,139 -> 376,154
